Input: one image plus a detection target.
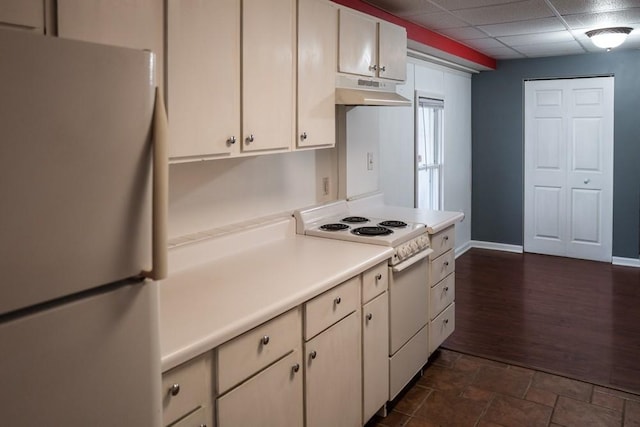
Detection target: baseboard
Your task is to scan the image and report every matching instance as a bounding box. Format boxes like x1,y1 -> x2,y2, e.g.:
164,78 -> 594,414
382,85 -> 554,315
455,241 -> 473,258
612,257 -> 640,268
469,240 -> 524,253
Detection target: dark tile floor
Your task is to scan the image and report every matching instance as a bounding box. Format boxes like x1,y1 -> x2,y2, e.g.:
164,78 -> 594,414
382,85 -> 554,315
367,349 -> 640,427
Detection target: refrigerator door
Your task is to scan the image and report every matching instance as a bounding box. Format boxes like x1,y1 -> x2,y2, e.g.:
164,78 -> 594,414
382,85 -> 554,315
0,280 -> 162,426
0,30 -> 156,315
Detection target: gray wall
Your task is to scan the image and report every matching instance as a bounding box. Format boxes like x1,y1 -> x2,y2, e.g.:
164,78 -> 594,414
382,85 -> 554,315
471,50 -> 640,258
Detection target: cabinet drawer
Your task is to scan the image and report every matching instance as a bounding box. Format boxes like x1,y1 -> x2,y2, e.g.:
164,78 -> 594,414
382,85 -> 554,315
217,350 -> 303,427
217,307 -> 301,394
362,262 -> 388,304
162,354 -> 209,426
430,273 -> 455,320
389,325 -> 428,400
0,0 -> 44,33
430,249 -> 455,286
305,275 -> 360,340
169,406 -> 208,427
430,226 -> 454,259
429,303 -> 455,354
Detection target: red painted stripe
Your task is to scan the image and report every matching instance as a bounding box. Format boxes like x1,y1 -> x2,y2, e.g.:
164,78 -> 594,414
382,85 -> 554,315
330,0 -> 496,70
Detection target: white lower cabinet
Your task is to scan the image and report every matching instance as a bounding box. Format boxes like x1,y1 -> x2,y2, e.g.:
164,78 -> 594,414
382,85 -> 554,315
305,310 -> 362,427
162,353 -> 212,427
362,291 -> 389,422
217,350 -> 304,427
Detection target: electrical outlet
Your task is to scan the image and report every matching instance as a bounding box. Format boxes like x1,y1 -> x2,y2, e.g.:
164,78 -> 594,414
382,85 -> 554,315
367,152 -> 374,171
322,177 -> 330,196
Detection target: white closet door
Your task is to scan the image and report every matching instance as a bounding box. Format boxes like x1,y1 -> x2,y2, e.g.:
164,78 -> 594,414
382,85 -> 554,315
524,77 -> 614,262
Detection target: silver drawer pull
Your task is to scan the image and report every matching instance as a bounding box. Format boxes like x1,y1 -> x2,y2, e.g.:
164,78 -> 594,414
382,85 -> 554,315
246,134 -> 254,143
444,318 -> 449,325
444,286 -> 449,292
262,335 -> 270,345
334,296 -> 341,305
310,350 -> 317,359
227,136 -> 236,145
292,363 -> 300,373
366,313 -> 373,321
375,273 -> 382,281
443,235 -> 449,241
443,261 -> 449,267
300,132 -> 308,140
169,383 -> 180,397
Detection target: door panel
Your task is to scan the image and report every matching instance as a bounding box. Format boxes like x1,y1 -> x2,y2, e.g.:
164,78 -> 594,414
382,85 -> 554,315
525,77 -> 613,262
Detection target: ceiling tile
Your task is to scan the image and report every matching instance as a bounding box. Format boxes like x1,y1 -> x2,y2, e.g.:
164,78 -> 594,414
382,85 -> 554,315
451,0 -> 555,25
497,30 -> 576,45
463,37 -> 507,49
408,11 -> 470,29
514,40 -> 586,56
563,7 -> 640,28
549,0 -> 640,15
478,45 -> 526,58
429,0 -> 522,10
479,16 -> 567,36
363,0 -> 442,17
437,26 -> 490,40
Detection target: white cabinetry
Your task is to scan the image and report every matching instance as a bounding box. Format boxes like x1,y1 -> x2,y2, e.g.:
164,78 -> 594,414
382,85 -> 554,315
166,0 -> 294,161
297,0 -> 337,149
361,263 -> 389,423
56,0 -> 164,86
162,353 -> 212,427
304,277 -> 362,427
338,8 -> 406,81
166,0 -> 240,159
428,225 -> 456,353
0,0 -> 44,33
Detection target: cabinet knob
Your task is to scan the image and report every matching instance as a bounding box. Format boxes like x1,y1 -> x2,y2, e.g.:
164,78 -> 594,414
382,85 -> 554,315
292,363 -> 300,373
444,261 -> 449,267
334,296 -> 341,305
380,65 -> 386,72
444,318 -> 449,325
366,313 -> 373,321
444,286 -> 449,292
376,273 -> 382,281
444,235 -> 449,241
369,64 -> 378,71
300,132 -> 308,141
262,335 -> 270,345
246,134 -> 254,143
310,350 -> 317,359
584,178 -> 591,184
227,136 -> 236,145
169,383 -> 180,397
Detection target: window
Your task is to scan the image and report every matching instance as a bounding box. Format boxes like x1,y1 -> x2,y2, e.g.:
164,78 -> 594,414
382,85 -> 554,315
416,95 -> 444,210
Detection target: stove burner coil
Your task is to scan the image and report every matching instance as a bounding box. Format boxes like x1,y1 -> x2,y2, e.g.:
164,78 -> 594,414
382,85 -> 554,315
351,226 -> 393,236
379,220 -> 408,228
320,223 -> 350,231
341,216 -> 369,224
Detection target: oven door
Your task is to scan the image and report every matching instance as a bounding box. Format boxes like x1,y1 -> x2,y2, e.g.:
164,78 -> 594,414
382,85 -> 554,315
388,249 -> 432,354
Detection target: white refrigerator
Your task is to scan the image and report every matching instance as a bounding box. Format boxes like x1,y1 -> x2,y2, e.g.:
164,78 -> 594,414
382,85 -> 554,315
0,29 -> 167,425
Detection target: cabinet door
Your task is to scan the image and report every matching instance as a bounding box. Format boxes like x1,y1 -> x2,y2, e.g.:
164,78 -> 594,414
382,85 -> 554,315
169,406 -> 208,427
297,0 -> 336,148
338,8 -> 376,77
362,292 -> 389,423
378,21 -> 406,81
0,0 -> 44,33
217,350 -> 303,427
242,0 -> 295,152
305,310 -> 362,427
56,0 -> 163,86
166,0 -> 240,159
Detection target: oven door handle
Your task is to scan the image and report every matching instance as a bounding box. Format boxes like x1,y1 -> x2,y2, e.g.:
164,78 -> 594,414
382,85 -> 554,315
392,248 -> 434,273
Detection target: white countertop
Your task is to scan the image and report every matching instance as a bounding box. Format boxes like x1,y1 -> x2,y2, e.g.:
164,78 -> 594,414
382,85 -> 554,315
159,217 -> 393,372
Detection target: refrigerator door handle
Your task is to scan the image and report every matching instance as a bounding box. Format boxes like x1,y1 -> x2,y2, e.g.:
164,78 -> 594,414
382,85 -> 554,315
143,87 -> 169,280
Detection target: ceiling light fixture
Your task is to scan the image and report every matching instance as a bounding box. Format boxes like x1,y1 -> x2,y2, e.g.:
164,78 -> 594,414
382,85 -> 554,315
586,27 -> 633,50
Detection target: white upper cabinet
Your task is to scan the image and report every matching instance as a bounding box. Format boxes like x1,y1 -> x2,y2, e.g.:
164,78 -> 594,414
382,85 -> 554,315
242,0 -> 295,153
0,0 -> 44,33
378,20 -> 407,81
338,7 -> 406,82
296,0 -> 337,149
56,0 -> 164,86
166,0 -> 241,159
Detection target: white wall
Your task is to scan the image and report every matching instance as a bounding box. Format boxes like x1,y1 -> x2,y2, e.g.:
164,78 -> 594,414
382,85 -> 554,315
379,58 -> 472,250
168,149 -> 335,238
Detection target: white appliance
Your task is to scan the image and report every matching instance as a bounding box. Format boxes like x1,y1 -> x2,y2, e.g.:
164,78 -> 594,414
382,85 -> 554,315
0,30 -> 168,425
294,200 -> 432,400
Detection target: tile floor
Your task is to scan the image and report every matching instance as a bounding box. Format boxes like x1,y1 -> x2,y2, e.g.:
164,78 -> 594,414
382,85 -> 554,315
367,349 -> 640,427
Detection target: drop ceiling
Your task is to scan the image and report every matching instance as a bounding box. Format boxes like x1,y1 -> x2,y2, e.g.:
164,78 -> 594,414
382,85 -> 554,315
363,0 -> 640,60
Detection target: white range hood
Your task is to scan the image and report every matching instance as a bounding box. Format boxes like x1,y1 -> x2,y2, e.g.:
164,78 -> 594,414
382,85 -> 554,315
335,74 -> 411,107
